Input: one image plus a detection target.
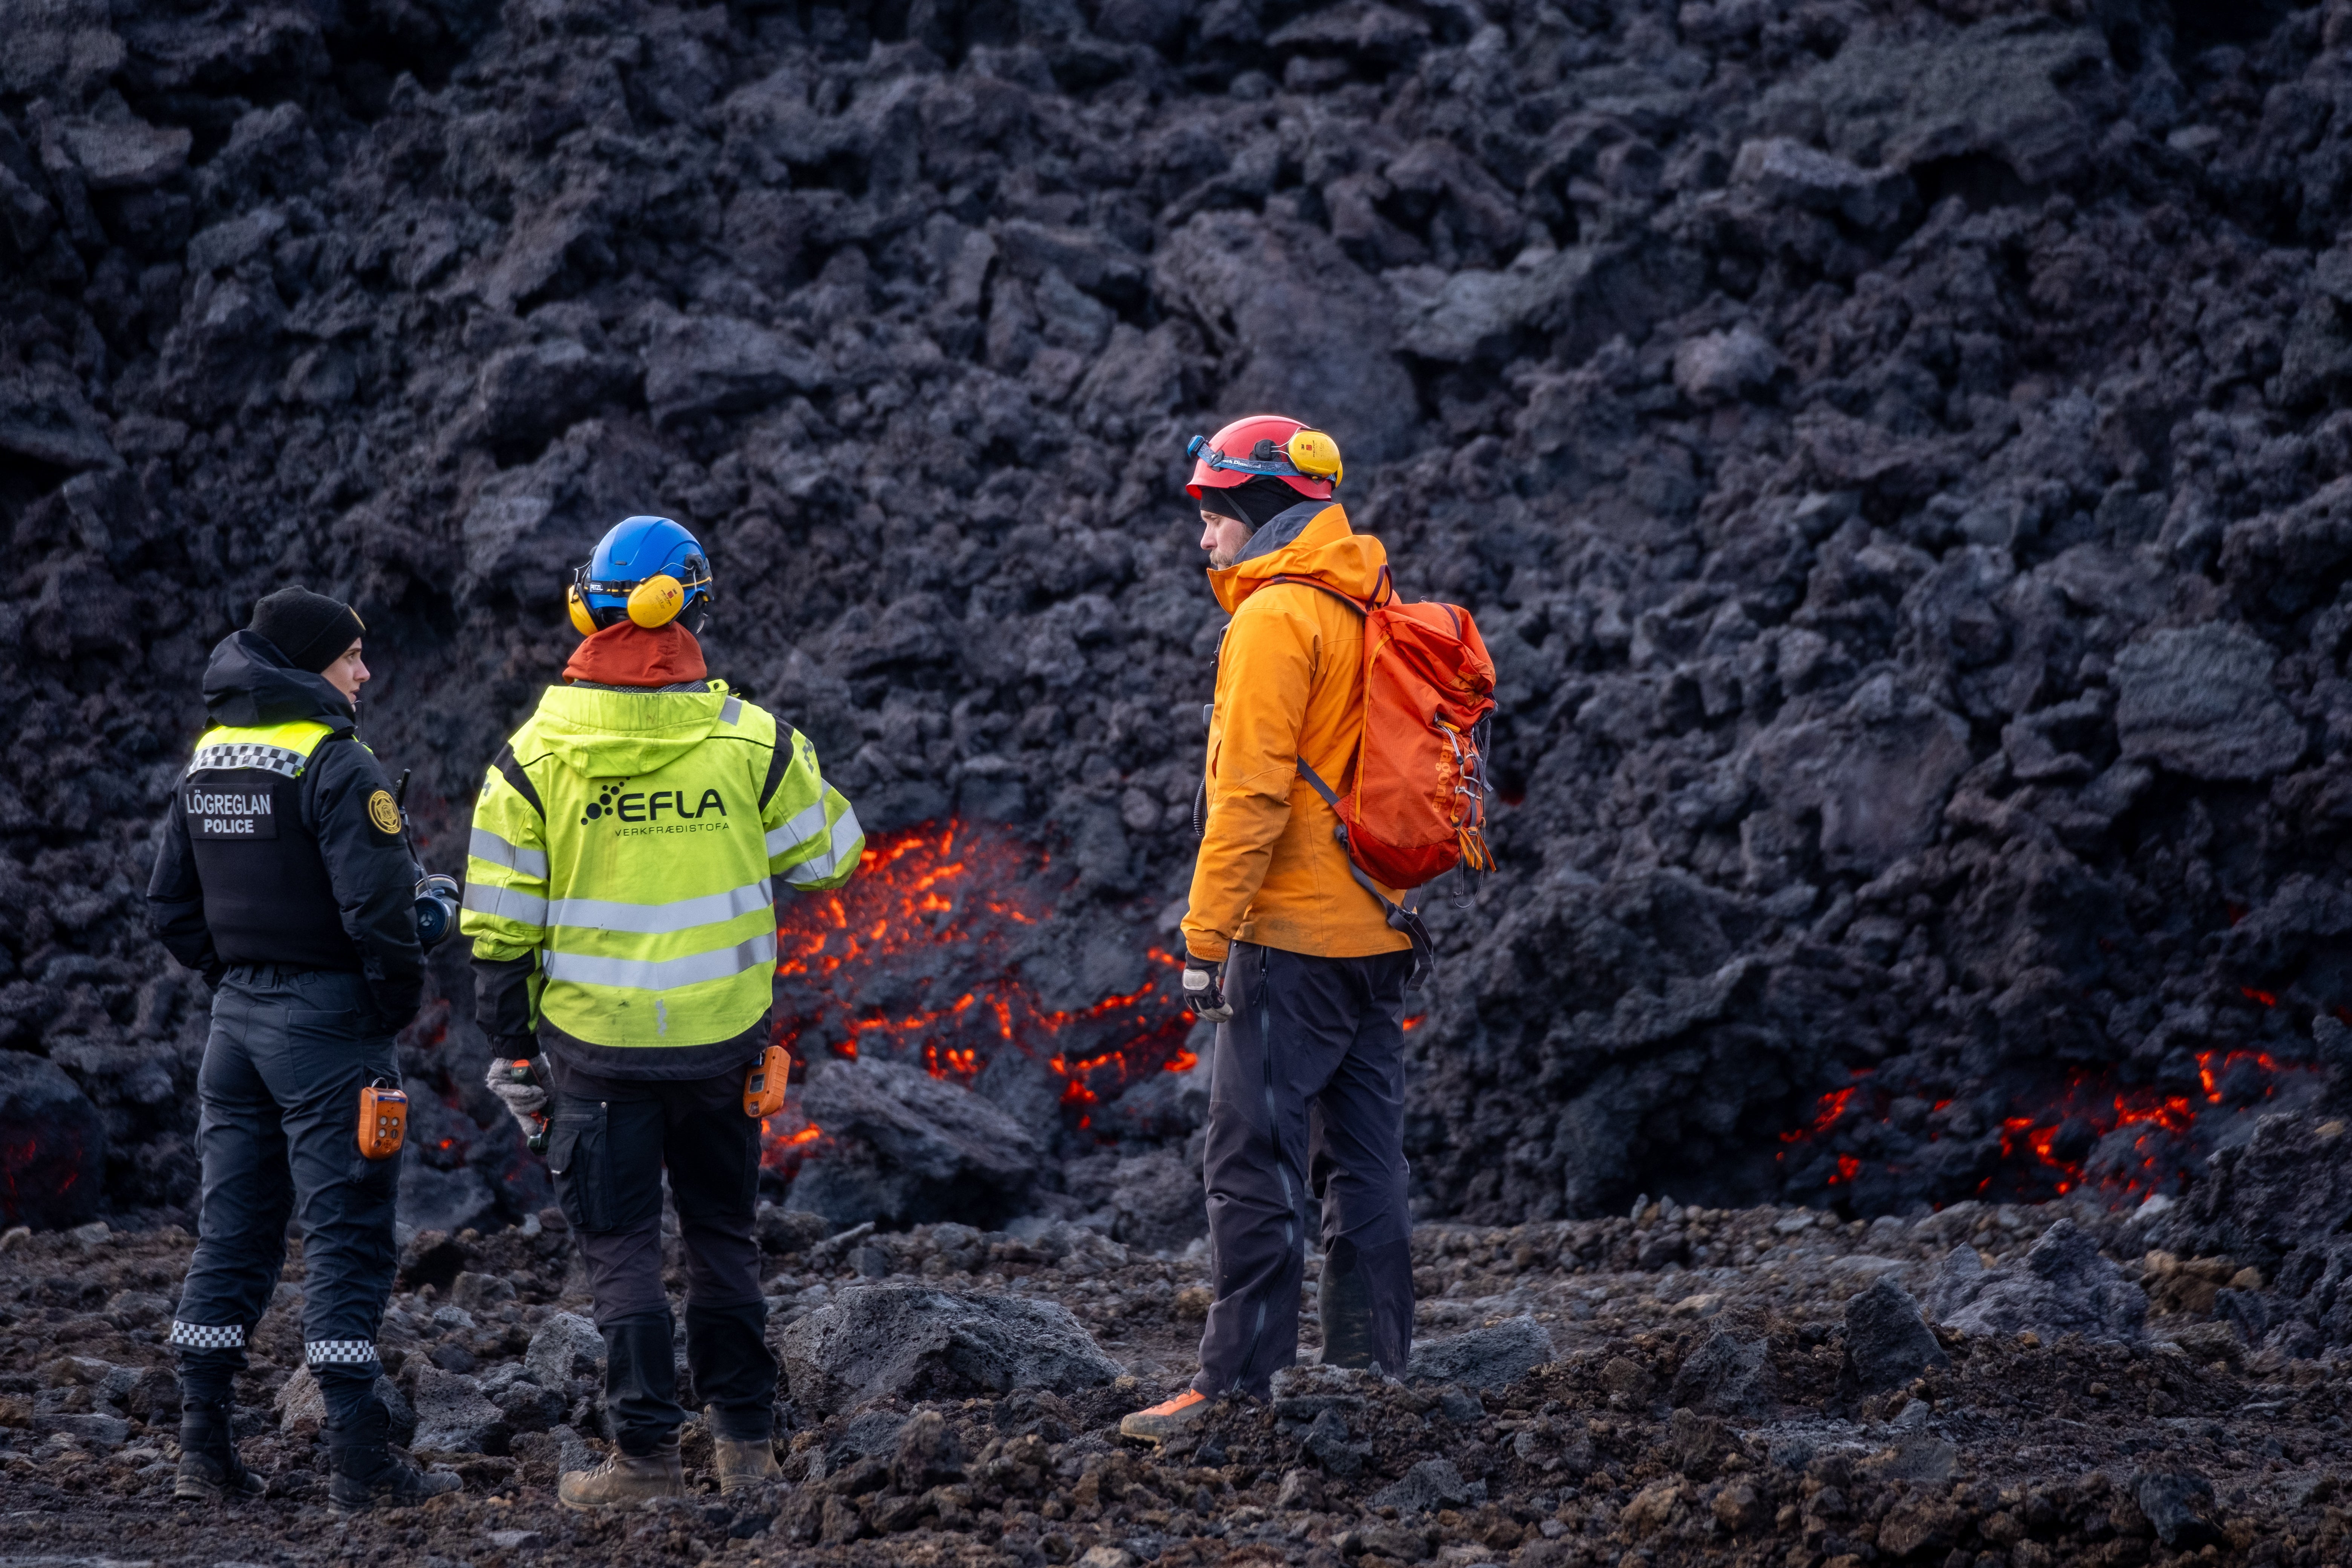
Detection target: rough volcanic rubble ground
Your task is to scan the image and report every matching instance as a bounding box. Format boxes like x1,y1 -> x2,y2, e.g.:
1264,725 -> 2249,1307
15,0 -> 2352,1242
8,1199 -> 2352,1566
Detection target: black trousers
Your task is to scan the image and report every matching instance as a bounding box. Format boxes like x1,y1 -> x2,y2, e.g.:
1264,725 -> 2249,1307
174,967 -> 399,1427
1192,943 -> 1416,1399
545,1057 -> 774,1453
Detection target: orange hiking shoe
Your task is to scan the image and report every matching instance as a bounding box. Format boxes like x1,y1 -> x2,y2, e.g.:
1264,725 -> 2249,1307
1119,1388 -> 1210,1444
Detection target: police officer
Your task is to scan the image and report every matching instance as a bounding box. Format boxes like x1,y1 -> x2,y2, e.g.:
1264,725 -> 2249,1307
147,586 -> 459,1510
463,517 -> 861,1507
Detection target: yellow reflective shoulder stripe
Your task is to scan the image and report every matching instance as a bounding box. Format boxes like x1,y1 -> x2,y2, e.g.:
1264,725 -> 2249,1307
187,721 -> 336,778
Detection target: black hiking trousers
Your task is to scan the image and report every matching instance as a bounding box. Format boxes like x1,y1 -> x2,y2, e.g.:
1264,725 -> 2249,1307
173,966 -> 401,1430
543,1056 -> 774,1455
1192,942 -> 1416,1400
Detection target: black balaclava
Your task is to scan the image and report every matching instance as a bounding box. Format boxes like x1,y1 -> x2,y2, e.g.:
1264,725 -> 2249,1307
250,585 -> 366,673
1202,475 -> 1310,530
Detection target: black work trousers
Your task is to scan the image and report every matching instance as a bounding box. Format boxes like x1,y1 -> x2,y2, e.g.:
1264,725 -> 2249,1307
1192,943 -> 1416,1399
174,967 -> 400,1428
544,1056 -> 773,1454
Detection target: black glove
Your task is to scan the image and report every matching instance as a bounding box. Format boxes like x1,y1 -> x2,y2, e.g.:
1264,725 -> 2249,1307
1182,953 -> 1234,1023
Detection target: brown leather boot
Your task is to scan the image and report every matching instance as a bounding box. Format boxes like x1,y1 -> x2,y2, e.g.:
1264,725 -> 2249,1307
712,1433 -> 780,1494
557,1437 -> 684,1510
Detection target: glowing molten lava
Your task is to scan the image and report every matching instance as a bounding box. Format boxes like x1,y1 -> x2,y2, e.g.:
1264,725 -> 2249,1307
761,820 -> 1195,1165
1776,1048 -> 2323,1207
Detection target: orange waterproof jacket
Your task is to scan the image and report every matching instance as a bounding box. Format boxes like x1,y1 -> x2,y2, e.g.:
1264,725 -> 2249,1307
1181,504 -> 1413,963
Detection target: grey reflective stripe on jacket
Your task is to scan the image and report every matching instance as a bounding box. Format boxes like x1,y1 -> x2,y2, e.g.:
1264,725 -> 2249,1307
547,879 -> 773,935
539,932 -> 781,991
775,805 -> 864,888
463,880 -> 549,924
469,825 -> 549,880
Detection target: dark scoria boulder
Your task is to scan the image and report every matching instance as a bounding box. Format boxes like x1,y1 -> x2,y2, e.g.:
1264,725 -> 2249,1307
1749,674 -> 1975,878
1923,1220 -> 2147,1343
1757,17 -> 2122,187
790,1056 -> 1041,1230
2164,1110 -> 2352,1355
407,1363 -> 510,1454
0,1053 -> 105,1230
1840,1275 -> 1949,1396
1406,1315 -> 1552,1390
642,307 -> 825,425
1152,210 -> 1420,464
2133,1469 -> 2223,1549
2114,623 -> 2306,781
1672,1328 -> 1779,1418
778,1284 -> 1120,1415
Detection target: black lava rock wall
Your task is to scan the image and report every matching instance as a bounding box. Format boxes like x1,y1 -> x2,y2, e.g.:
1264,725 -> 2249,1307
5,0 -> 2352,1230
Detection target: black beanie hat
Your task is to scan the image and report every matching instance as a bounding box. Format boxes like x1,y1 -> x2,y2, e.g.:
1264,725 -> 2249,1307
250,586 -> 366,674
1200,475 -> 1306,530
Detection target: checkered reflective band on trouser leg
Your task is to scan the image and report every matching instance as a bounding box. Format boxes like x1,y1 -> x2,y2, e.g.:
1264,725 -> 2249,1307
169,1321 -> 247,1350
307,1340 -> 378,1366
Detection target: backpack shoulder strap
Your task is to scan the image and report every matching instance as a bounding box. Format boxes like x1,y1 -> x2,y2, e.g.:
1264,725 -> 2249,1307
1298,762 -> 1435,993
1262,574 -> 1370,617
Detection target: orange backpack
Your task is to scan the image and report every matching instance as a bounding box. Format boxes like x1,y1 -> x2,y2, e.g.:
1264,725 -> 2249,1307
1273,570 -> 1499,977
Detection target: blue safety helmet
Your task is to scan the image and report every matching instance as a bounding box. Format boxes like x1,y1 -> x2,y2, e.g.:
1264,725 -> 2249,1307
566,516 -> 715,635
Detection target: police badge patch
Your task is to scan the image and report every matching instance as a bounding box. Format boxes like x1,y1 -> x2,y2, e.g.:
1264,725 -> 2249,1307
368,789 -> 402,836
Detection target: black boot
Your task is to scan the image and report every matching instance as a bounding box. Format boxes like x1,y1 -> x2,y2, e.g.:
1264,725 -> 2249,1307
326,1398 -> 462,1513
175,1397 -> 265,1502
1319,1239 -> 1379,1370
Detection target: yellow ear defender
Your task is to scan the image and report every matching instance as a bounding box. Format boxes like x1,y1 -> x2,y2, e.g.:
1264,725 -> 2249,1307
1287,427 -> 1343,484
626,574 -> 685,629
567,581 -> 597,636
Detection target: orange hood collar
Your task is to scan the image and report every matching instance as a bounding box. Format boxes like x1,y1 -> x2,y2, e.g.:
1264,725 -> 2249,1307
563,620 -> 710,687
1206,504 -> 1388,614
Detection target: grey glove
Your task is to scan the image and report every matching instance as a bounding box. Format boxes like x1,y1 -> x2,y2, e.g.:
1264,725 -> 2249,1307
1182,954 -> 1234,1023
485,1052 -> 548,1136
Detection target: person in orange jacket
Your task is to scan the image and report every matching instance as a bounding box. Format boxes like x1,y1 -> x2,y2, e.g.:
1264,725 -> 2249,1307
1122,415 -> 1418,1443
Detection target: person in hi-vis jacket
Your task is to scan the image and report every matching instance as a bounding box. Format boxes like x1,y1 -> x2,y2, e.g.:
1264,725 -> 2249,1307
462,516 -> 861,1507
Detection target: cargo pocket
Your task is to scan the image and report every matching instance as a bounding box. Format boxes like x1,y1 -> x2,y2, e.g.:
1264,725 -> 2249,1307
547,1102 -> 617,1233
285,1007 -> 364,1081
733,1113 -> 761,1211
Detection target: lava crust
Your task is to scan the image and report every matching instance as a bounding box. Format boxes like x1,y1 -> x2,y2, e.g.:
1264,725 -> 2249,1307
8,0 -> 2352,1242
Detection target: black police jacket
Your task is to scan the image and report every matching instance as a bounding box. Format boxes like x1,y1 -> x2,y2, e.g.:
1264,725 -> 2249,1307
146,631 -> 426,1026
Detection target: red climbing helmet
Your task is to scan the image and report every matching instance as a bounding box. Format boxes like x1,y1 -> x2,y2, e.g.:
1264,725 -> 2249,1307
1184,414 -> 1343,502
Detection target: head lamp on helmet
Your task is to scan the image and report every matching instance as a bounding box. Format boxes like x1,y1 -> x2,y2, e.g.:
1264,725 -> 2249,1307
1184,415 -> 1343,502
566,516 -> 715,636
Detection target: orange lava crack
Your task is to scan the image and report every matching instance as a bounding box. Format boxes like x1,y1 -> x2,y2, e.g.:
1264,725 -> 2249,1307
762,820 -> 1195,1166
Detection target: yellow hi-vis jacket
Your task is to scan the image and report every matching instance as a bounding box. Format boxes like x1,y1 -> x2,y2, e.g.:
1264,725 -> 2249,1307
460,680 -> 862,1050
